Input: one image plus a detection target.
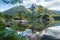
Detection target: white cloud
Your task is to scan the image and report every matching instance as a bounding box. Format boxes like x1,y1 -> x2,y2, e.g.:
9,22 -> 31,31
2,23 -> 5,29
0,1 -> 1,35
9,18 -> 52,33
23,0 -> 37,4
43,0 -> 60,11
48,6 -> 60,11
23,0 -> 60,11
0,0 -> 60,12
22,0 -> 37,8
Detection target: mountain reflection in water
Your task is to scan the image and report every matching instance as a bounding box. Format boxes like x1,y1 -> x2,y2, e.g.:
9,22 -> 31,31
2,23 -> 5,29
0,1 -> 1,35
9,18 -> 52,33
41,22 -> 60,40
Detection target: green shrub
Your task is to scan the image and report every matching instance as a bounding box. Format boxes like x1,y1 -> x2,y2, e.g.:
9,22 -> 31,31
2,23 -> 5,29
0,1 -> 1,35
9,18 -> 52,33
5,33 -> 20,40
12,25 -> 25,31
0,21 -> 6,31
12,25 -> 19,31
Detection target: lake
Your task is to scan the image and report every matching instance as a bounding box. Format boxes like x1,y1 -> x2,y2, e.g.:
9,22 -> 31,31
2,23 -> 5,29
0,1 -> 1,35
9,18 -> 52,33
41,21 -> 60,40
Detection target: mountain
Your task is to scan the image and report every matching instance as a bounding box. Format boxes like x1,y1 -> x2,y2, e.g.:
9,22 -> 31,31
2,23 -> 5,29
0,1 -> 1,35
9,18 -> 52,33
53,10 -> 60,15
2,4 -> 59,17
2,5 -> 32,15
29,4 -> 59,16
2,5 -> 60,31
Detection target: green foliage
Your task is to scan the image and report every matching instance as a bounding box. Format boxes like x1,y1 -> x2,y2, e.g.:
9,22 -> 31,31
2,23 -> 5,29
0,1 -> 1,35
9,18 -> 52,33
18,12 -> 23,17
36,6 -> 44,13
5,33 -> 20,40
4,15 -> 13,22
12,25 -> 19,31
12,26 -> 25,31
0,20 -> 20,40
18,27 -> 25,31
18,12 -> 26,20
0,13 -> 3,18
0,38 -> 3,40
22,36 -> 26,40
0,21 -> 6,31
0,29 -> 20,40
12,23 -> 25,31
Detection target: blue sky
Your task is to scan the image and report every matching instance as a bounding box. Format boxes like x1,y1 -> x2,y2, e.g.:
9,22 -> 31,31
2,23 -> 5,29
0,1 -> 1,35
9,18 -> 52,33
0,0 -> 17,12
0,0 -> 60,12
44,0 -> 53,2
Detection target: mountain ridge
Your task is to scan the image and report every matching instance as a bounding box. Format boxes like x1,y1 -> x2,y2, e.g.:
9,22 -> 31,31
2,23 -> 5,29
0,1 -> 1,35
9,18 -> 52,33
2,5 -> 60,17
53,10 -> 60,15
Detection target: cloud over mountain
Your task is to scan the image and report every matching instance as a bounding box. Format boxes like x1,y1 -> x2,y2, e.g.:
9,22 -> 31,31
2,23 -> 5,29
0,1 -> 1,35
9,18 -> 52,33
23,0 -> 60,11
0,0 -> 60,12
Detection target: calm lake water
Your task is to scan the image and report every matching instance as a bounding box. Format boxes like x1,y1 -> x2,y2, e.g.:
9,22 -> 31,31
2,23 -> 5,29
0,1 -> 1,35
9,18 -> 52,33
41,21 -> 60,40
53,23 -> 60,26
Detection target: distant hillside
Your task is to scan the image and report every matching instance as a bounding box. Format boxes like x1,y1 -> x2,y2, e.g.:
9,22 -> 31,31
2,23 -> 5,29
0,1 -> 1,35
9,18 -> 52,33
2,5 -> 59,17
2,5 -> 31,15
53,10 -> 60,15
